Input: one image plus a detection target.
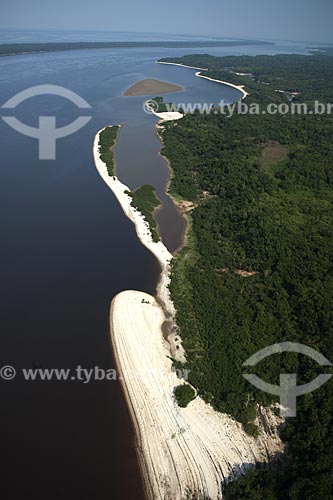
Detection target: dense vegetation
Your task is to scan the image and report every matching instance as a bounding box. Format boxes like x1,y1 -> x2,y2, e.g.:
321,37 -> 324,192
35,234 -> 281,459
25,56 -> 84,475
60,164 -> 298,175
150,96 -> 174,113
98,126 -> 120,176
0,40 -> 274,57
127,185 -> 161,242
160,53 -> 333,102
174,384 -> 196,407
160,54 -> 333,499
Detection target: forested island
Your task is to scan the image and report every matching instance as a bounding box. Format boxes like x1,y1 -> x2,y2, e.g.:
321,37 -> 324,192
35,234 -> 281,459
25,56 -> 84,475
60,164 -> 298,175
98,125 -> 121,176
159,53 -> 333,499
126,185 -> 161,242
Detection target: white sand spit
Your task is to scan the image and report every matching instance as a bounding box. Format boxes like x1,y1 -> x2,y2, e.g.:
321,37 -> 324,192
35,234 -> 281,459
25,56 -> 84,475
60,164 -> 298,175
93,129 -> 174,316
110,291 -> 283,500
158,61 -> 209,71
153,111 -> 184,122
157,61 -> 249,99
194,71 -> 249,99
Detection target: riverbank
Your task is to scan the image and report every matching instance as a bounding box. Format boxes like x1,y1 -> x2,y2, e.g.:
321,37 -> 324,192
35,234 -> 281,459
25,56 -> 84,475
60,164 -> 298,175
93,129 -> 175,317
94,124 -> 186,358
93,127 -> 283,499
157,60 -> 249,99
195,71 -> 249,99
154,115 -> 194,254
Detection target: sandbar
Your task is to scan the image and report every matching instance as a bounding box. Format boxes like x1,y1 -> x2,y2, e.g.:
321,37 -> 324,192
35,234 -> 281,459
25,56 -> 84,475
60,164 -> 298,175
124,78 -> 183,96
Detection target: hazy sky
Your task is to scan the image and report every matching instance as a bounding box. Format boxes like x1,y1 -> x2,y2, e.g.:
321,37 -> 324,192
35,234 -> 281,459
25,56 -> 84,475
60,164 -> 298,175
1,0 -> 332,43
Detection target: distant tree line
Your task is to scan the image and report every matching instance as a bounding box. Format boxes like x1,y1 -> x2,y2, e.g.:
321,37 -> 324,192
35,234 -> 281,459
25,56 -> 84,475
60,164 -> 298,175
0,39 -> 274,57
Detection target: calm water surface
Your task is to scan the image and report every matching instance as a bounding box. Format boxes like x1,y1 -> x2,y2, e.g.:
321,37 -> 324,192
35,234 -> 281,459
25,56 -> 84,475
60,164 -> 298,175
0,38 -> 313,500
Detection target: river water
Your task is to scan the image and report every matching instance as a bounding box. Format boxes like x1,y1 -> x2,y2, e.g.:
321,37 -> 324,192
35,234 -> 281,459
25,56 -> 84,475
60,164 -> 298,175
0,35 -> 314,500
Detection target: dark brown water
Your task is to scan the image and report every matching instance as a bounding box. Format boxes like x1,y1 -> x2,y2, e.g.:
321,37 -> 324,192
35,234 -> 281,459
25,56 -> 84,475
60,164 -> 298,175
0,45 -> 242,500
114,119 -> 185,253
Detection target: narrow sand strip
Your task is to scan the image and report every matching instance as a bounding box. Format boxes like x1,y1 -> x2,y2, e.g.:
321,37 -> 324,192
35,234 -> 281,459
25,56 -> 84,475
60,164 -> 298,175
157,60 -> 249,99
194,71 -> 248,99
158,61 -> 209,71
93,129 -> 174,315
93,128 -> 283,499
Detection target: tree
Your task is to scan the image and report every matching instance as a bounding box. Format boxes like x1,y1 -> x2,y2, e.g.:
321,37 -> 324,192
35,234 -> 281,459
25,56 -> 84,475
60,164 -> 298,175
174,384 -> 196,407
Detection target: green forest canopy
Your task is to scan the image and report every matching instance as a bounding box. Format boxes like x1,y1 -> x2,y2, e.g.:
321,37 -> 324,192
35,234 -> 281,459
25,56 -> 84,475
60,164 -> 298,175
160,53 -> 333,500
98,125 -> 120,176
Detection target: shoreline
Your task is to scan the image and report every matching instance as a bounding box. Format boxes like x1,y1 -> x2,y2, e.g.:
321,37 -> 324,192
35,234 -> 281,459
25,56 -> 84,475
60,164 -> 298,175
157,60 -> 209,71
194,71 -> 249,99
154,119 -> 193,255
95,122 -> 186,357
157,60 -> 249,99
109,297 -> 151,500
93,127 -> 283,499
110,124 -> 122,178
93,129 -> 175,316
108,289 -> 284,500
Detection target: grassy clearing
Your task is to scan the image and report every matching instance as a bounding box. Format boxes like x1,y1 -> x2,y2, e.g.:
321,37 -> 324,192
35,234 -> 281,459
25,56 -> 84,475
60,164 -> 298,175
259,140 -> 288,171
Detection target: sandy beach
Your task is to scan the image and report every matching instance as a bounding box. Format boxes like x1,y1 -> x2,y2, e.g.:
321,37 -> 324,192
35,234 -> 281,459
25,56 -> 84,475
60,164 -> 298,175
93,127 -> 283,499
153,110 -> 184,122
157,60 -> 249,99
110,290 -> 283,499
158,60 -> 209,71
194,71 -> 248,99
